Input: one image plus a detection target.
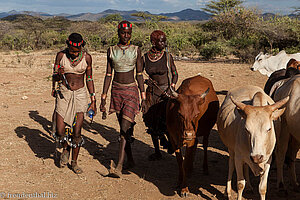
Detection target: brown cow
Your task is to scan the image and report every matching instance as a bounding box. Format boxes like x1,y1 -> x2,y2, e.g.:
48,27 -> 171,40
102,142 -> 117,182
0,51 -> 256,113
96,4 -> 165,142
166,75 -> 219,197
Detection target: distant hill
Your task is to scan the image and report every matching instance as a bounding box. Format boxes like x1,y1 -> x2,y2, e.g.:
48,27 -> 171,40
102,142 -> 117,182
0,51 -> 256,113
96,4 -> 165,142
1,14 -> 43,23
159,9 -> 211,21
0,9 -> 296,22
64,9 -> 147,21
0,9 -> 211,21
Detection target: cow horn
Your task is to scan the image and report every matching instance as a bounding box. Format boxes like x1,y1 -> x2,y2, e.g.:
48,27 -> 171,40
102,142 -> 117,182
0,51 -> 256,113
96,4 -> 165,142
230,96 -> 246,110
270,96 -> 289,111
255,52 -> 263,60
170,86 -> 179,98
200,88 -> 210,99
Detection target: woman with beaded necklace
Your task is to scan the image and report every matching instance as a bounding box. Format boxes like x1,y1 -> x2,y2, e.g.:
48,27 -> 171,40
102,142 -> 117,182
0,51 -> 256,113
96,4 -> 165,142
143,30 -> 178,160
52,33 -> 96,174
100,21 -> 146,177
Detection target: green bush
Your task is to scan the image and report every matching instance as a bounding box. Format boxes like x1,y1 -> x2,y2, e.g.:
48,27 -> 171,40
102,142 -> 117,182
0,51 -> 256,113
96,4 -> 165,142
229,36 -> 259,62
0,12 -> 299,63
200,41 -> 227,60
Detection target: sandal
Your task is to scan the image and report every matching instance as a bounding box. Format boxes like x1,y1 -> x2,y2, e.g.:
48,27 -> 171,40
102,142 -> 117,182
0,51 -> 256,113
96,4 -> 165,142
71,160 -> 83,174
59,149 -> 70,168
108,160 -> 122,178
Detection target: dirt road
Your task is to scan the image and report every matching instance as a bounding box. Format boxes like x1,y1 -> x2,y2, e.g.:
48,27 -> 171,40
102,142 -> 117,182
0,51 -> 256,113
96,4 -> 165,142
0,50 -> 299,199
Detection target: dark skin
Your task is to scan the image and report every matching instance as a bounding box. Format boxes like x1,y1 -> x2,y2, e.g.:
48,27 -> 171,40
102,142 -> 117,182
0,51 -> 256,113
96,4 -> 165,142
148,34 -> 178,87
52,45 -> 96,172
144,34 -> 178,160
100,27 -> 145,176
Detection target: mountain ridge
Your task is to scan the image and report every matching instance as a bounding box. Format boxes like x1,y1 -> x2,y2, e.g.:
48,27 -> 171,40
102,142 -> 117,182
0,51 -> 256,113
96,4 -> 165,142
0,8 -> 296,22
0,9 -> 211,21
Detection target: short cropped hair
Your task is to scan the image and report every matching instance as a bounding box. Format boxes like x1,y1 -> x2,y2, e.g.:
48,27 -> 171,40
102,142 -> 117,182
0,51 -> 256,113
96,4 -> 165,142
66,33 -> 86,47
150,30 -> 166,43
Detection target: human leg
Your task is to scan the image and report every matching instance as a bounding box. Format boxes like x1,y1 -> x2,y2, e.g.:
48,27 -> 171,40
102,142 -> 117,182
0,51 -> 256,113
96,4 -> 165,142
148,133 -> 162,161
109,115 -> 133,177
55,112 -> 70,167
70,112 -> 84,174
124,122 -> 135,168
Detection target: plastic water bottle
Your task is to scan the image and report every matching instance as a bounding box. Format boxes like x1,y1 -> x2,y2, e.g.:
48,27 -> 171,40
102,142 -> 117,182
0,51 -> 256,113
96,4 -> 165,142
88,109 -> 95,119
87,103 -> 95,119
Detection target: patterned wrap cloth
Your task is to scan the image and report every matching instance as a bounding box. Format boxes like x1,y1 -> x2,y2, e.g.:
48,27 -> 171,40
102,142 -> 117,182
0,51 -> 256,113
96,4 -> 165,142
143,84 -> 169,138
109,81 -> 140,123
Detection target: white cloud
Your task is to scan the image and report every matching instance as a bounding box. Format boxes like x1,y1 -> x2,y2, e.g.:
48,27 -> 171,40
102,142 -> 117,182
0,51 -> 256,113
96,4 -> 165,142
196,0 -> 209,6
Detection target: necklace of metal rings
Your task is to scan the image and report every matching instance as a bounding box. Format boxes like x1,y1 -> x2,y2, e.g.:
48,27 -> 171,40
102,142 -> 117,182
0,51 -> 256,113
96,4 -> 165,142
148,48 -> 164,61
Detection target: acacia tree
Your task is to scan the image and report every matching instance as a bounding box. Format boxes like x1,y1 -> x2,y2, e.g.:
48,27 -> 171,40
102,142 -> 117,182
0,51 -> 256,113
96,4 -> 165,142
131,12 -> 167,29
202,0 -> 244,15
98,14 -> 123,23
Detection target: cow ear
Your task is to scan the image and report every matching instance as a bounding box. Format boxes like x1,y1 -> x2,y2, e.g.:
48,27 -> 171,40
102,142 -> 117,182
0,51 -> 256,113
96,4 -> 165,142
231,96 -> 247,118
272,108 -> 286,120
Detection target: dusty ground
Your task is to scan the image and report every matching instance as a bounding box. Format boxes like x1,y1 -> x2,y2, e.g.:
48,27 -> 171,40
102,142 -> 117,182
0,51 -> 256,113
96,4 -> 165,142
0,50 -> 299,200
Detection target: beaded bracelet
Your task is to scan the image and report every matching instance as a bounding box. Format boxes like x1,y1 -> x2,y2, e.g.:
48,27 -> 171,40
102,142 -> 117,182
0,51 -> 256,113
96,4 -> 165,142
136,72 -> 143,76
86,75 -> 93,82
90,93 -> 96,97
106,73 -> 112,77
54,64 -> 63,72
171,83 -> 175,88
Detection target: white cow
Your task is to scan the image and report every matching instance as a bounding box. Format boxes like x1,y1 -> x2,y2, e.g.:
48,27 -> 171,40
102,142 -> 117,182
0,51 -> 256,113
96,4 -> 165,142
251,50 -> 300,77
217,85 -> 289,200
273,74 -> 300,192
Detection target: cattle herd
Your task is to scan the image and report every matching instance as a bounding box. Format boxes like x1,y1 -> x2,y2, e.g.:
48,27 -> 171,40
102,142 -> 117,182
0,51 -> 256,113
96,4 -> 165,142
165,51 -> 300,200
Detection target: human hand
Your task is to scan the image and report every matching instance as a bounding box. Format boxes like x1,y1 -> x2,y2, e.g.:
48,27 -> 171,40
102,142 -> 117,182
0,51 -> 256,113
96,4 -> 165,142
100,99 -> 106,113
144,79 -> 156,87
162,88 -> 171,99
141,99 -> 147,113
88,101 -> 97,116
51,88 -> 57,97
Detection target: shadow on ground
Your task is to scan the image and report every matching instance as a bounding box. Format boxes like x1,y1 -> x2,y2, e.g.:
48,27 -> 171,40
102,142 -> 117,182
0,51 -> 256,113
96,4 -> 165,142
14,110 -> 300,199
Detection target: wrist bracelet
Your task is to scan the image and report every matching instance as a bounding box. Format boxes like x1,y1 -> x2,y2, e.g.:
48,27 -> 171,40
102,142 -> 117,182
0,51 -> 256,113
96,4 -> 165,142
91,96 -> 96,101
90,93 -> 96,97
86,75 -> 93,82
171,83 -> 175,88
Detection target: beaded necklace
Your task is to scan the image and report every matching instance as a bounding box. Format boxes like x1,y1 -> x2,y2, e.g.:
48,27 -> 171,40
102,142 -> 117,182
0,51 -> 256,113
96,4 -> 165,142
117,43 -> 131,55
68,51 -> 83,66
148,48 -> 164,61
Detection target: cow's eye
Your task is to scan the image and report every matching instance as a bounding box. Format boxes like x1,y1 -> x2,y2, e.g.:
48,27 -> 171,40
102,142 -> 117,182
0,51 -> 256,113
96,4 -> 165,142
258,59 -> 262,62
267,128 -> 272,133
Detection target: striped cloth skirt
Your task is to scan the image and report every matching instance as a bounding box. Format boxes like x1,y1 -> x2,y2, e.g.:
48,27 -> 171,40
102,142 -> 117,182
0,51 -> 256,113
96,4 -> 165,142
109,81 -> 140,122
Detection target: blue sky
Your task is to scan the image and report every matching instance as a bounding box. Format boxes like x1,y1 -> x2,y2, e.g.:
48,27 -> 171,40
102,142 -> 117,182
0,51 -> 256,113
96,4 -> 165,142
0,0 -> 299,15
